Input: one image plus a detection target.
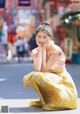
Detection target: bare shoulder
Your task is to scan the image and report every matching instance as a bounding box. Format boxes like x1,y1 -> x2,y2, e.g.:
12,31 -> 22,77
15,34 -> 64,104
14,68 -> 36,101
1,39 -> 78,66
51,43 -> 62,52
50,43 -> 65,59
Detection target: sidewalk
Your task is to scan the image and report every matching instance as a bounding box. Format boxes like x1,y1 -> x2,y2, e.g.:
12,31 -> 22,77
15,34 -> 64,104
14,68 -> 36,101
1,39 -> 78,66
0,99 -> 80,114
0,57 -> 32,64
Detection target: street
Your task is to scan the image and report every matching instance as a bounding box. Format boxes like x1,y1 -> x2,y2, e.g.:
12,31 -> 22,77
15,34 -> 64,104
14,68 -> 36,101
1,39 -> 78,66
0,62 -> 38,99
0,63 -> 80,113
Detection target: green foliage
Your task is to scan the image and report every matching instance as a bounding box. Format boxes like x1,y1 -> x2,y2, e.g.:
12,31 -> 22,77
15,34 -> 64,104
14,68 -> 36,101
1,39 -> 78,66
42,0 -> 47,5
0,29 -> 3,35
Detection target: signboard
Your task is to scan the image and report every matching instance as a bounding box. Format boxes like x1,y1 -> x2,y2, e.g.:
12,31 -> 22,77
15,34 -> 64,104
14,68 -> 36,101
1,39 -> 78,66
64,38 -> 73,60
17,0 -> 32,8
0,0 -> 5,8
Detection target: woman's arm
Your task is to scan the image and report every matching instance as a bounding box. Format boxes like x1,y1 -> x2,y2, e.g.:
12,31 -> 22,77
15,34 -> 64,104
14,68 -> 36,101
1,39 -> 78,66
42,42 -> 53,72
42,48 -> 47,72
31,47 -> 42,72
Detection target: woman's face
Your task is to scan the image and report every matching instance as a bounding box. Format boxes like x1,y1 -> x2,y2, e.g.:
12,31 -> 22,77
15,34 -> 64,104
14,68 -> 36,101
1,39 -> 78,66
36,31 -> 51,47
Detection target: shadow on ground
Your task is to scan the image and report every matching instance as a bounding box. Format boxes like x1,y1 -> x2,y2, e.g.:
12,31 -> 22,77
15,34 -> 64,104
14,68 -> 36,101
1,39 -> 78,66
9,106 -> 72,113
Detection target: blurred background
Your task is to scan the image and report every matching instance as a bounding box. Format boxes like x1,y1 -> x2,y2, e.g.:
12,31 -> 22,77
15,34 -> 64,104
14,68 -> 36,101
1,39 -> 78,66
0,0 -> 80,64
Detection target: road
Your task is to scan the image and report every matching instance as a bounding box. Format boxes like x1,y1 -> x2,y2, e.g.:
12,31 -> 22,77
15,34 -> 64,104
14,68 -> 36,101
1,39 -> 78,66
0,63 -> 80,113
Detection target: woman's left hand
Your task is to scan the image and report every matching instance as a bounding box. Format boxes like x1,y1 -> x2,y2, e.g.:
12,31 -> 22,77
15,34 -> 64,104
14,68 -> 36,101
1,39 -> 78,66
43,42 -> 50,50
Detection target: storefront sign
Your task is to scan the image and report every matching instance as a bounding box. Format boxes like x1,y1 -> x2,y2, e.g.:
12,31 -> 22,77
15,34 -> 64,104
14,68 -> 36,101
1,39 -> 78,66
64,38 -> 73,60
0,0 -> 5,8
18,0 -> 31,7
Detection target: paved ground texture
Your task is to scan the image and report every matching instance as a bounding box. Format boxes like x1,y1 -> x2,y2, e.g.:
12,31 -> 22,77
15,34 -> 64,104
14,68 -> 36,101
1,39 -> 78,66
0,99 -> 80,114
0,63 -> 80,114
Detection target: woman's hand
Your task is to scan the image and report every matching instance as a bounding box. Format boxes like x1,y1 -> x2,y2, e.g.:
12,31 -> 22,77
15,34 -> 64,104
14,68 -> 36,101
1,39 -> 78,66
36,39 -> 42,48
43,42 -> 50,50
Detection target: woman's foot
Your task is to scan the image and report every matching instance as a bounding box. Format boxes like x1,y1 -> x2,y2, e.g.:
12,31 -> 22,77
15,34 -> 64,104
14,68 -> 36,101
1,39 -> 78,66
27,100 -> 42,107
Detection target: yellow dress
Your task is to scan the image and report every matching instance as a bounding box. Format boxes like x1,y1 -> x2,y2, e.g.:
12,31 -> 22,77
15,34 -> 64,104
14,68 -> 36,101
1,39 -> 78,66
23,68 -> 78,110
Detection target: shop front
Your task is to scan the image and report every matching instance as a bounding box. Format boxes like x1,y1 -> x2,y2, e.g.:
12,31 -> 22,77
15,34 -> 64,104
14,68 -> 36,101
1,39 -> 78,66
56,11 -> 80,64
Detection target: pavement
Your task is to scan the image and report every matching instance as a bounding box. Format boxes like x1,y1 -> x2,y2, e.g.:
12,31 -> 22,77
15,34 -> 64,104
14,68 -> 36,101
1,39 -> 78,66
0,61 -> 80,114
0,99 -> 80,114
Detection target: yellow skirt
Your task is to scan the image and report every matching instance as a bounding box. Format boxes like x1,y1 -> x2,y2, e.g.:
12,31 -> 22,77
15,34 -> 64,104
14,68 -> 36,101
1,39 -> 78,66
23,70 -> 78,110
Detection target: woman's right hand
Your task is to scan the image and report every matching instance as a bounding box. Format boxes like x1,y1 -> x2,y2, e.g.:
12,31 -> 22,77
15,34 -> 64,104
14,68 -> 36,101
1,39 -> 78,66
36,39 -> 42,48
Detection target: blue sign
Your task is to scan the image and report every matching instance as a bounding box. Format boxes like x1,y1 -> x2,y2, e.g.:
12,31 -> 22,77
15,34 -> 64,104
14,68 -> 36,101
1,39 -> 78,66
18,0 -> 31,7
0,0 -> 5,8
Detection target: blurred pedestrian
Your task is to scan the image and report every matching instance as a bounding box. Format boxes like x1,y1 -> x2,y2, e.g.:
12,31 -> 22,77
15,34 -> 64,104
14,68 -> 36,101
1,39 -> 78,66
1,21 -> 8,56
24,40 -> 30,57
15,37 -> 25,62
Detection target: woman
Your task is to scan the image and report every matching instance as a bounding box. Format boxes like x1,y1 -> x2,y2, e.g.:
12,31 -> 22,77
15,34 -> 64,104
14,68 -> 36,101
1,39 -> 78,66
23,22 -> 78,110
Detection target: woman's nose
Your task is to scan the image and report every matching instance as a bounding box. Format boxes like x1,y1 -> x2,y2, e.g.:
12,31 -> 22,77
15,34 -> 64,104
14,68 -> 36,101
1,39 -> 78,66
40,38 -> 43,42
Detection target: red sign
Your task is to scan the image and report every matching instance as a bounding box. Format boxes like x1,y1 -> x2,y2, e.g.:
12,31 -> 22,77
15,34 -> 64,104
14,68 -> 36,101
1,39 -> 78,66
0,11 -> 2,16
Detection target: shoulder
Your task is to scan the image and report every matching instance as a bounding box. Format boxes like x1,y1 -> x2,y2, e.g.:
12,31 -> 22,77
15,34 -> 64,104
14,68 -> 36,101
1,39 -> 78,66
52,43 -> 60,49
50,44 -> 65,59
51,43 -> 63,53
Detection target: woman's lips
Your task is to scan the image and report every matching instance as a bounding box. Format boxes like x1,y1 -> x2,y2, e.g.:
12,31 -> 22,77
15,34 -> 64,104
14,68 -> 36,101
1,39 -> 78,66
39,43 -> 44,45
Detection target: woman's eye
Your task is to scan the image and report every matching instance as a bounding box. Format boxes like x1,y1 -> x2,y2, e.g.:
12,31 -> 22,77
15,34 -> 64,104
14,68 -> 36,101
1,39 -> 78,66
38,35 -> 41,38
43,36 -> 47,39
